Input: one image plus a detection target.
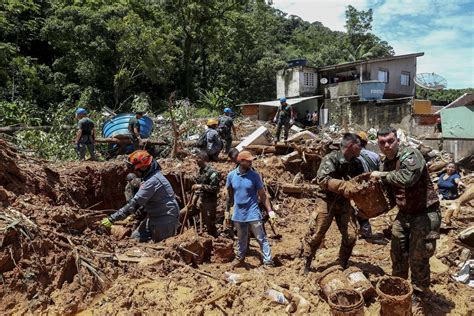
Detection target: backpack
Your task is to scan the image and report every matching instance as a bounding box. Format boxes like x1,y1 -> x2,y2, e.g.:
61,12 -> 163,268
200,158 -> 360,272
218,116 -> 232,137
196,130 -> 208,148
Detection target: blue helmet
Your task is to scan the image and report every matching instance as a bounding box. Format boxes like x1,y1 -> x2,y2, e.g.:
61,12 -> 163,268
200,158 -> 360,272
223,107 -> 232,113
76,108 -> 87,115
280,97 -> 287,103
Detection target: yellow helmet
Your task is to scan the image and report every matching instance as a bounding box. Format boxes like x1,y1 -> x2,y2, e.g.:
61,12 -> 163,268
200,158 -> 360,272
207,118 -> 218,126
357,131 -> 368,142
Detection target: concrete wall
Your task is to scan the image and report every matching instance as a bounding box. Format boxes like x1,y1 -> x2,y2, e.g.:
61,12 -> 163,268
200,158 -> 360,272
276,66 -> 317,98
367,57 -> 417,97
325,97 -> 412,128
324,80 -> 358,99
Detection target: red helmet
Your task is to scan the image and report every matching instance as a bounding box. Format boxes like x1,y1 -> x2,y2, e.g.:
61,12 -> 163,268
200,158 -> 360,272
128,150 -> 153,170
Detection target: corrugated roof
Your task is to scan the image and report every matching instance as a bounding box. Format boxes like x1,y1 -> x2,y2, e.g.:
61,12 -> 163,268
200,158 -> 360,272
237,95 -> 322,108
318,52 -> 424,72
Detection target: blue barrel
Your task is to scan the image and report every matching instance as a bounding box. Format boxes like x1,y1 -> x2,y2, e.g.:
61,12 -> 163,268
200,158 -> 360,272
102,113 -> 154,138
358,81 -> 386,100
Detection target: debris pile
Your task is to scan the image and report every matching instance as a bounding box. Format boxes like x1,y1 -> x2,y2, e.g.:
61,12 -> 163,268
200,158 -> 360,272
0,125 -> 473,315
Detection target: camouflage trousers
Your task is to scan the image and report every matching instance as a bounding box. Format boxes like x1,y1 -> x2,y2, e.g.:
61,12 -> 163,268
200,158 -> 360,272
391,206 -> 441,292
302,197 -> 358,266
181,194 -> 217,237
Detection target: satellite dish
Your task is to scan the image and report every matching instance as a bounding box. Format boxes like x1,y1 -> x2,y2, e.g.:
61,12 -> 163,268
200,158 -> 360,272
320,77 -> 328,85
414,73 -> 447,90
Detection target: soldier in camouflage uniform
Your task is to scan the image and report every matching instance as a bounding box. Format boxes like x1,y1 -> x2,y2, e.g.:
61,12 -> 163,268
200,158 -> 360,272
302,133 -> 364,275
125,173 -> 142,201
371,126 -> 440,297
189,150 -> 221,236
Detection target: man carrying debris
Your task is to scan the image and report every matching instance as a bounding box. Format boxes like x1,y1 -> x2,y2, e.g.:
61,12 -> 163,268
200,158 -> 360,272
182,150 -> 221,236
75,108 -> 97,161
128,111 -> 144,150
371,126 -> 441,301
273,97 -> 294,144
101,150 -> 179,242
302,133 -> 364,275
225,151 -> 276,267
218,108 -> 237,154
197,119 -> 222,161
356,131 -> 381,238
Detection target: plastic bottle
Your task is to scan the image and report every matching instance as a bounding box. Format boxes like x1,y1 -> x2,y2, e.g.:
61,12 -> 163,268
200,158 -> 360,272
263,289 -> 289,304
223,272 -> 242,284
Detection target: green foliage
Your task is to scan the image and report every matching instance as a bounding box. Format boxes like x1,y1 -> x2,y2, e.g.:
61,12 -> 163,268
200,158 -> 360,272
416,88 -> 474,103
0,100 -> 43,127
0,0 -> 424,160
197,88 -> 233,112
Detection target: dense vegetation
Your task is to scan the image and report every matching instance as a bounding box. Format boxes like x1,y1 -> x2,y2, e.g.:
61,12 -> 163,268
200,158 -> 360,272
0,0 -> 395,159
416,88 -> 474,105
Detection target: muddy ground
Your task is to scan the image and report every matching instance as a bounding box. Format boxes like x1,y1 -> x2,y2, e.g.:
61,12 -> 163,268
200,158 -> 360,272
0,138 -> 473,315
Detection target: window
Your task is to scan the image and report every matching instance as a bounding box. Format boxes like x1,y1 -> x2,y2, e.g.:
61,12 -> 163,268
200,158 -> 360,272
378,69 -> 389,83
304,72 -> 315,87
401,72 -> 410,86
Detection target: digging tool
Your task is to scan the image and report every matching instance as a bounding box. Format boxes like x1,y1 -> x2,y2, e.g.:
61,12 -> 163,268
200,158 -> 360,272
263,183 -> 282,240
180,192 -> 198,234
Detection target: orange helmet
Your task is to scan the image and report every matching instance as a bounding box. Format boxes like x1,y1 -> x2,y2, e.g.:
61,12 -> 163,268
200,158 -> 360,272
128,150 -> 153,170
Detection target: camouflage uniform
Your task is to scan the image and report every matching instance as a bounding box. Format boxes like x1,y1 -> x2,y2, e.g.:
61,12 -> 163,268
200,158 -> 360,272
191,164 -> 221,236
380,146 -> 440,293
218,115 -> 234,154
302,150 -> 364,268
125,178 -> 142,201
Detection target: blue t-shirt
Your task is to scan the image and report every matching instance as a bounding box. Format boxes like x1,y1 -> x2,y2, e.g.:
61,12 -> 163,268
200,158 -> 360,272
438,172 -> 460,200
226,167 -> 264,222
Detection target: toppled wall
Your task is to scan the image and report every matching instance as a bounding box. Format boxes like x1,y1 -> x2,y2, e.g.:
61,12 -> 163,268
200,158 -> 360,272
325,97 -> 412,129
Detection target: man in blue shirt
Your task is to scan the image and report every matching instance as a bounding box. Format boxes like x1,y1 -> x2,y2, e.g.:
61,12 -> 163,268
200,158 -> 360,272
225,151 -> 276,267
101,150 -> 179,242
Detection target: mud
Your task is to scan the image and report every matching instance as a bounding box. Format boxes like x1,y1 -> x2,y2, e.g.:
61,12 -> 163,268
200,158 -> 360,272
0,138 -> 473,315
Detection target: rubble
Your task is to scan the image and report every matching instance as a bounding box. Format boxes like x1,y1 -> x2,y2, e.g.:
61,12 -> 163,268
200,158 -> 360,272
0,124 -> 473,315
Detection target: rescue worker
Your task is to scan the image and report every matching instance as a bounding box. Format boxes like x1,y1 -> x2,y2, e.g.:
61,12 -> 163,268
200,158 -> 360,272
197,119 -> 222,161
302,133 -> 364,275
125,172 -> 142,201
356,131 -> 381,238
228,148 -> 239,165
218,108 -> 237,154
101,150 -> 179,242
225,151 -> 276,267
75,108 -> 97,161
181,150 -> 220,236
273,97 -> 294,143
371,126 -> 441,302
128,111 -> 144,150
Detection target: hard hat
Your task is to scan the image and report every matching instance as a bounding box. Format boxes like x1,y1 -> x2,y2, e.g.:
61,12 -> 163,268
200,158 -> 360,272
237,150 -> 255,162
126,173 -> 138,182
76,108 -> 87,115
207,118 -> 218,126
224,107 -> 232,113
357,131 -> 368,142
280,97 -> 287,103
128,150 -> 153,170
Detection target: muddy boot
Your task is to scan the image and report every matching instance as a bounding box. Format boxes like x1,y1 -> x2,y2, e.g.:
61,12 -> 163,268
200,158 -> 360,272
232,257 -> 245,269
412,290 -> 425,314
336,257 -> 349,270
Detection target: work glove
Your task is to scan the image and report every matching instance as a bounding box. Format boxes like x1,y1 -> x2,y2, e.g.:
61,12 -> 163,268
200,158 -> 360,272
327,179 -> 357,199
101,217 -> 113,229
370,171 -> 388,179
192,184 -> 203,191
268,210 -> 277,223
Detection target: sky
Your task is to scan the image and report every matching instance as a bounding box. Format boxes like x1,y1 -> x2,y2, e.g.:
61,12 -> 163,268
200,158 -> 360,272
272,0 -> 474,89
